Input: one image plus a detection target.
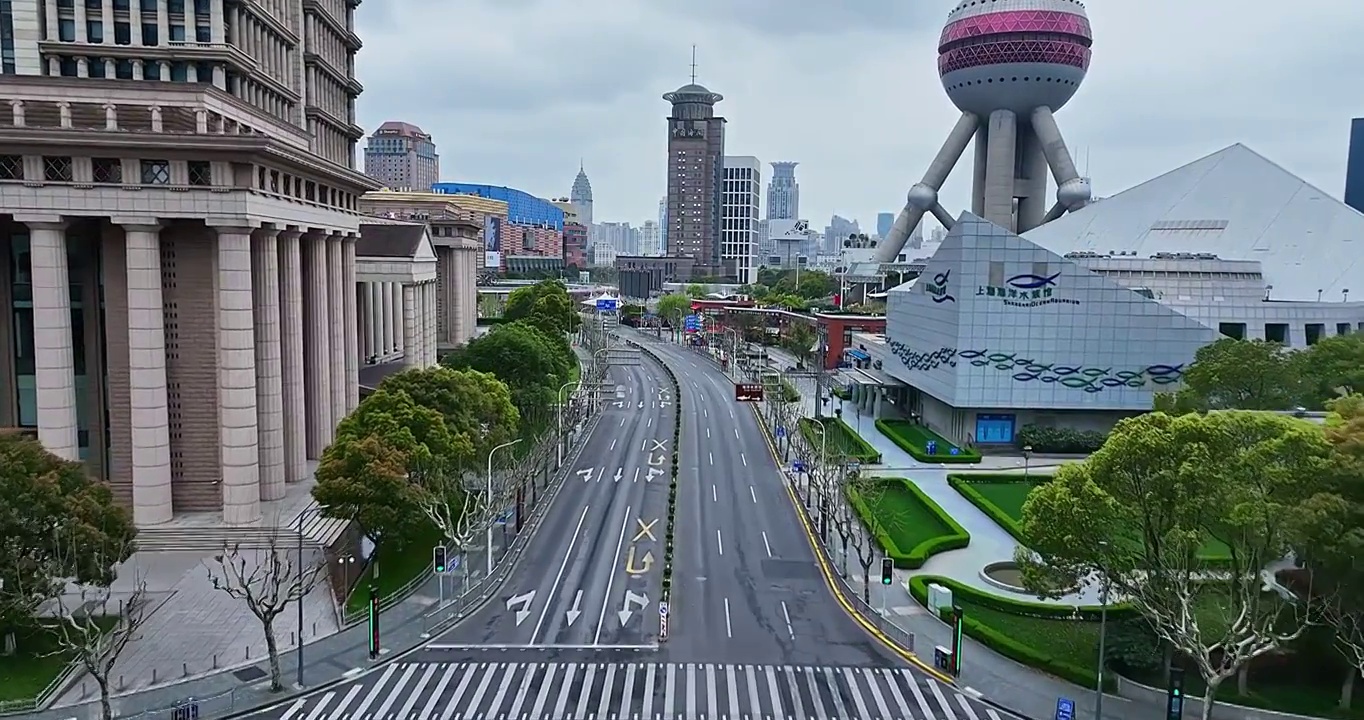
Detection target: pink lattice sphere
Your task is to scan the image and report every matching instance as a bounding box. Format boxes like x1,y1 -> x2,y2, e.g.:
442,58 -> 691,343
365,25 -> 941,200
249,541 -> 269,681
938,0 -> 1093,117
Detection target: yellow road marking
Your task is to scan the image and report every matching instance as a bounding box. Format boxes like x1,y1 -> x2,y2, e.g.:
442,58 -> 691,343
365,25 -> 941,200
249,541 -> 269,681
748,404 -> 957,685
625,545 -> 655,575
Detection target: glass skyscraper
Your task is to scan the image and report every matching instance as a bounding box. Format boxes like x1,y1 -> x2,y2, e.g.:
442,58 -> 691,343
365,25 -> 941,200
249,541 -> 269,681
1345,118 -> 1364,214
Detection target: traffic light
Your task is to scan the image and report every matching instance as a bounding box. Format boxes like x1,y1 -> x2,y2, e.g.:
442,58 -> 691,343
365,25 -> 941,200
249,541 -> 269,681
433,545 -> 448,574
880,557 -> 894,585
1166,667 -> 1185,720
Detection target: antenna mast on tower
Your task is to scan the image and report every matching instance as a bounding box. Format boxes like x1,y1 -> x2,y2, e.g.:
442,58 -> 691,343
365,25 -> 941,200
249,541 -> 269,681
690,45 -> 697,83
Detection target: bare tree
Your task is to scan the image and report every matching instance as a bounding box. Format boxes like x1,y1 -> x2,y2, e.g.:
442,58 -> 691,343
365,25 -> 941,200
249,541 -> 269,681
40,549 -> 148,720
1322,598 -> 1364,708
416,466 -> 516,593
204,535 -> 326,692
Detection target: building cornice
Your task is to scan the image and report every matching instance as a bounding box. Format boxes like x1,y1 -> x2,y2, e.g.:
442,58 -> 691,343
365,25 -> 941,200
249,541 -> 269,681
305,106 -> 365,140
38,39 -> 261,74
240,0 -> 300,44
302,0 -> 363,51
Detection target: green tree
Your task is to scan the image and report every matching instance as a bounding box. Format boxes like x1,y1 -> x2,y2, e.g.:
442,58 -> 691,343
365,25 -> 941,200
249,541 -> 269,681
773,269 -> 835,300
379,367 -> 520,462
444,321 -> 572,430
1019,410 -> 1342,717
312,388 -> 462,546
785,323 -> 817,366
0,432 -> 136,640
656,293 -> 691,327
686,283 -> 708,297
1155,338 -> 1302,412
503,280 -> 578,335
1299,334 -> 1364,408
1312,394 -> 1364,706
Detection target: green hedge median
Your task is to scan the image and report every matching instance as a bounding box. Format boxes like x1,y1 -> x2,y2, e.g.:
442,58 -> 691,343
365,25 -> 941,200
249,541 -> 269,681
797,417 -> 881,464
845,478 -> 969,568
876,419 -> 981,463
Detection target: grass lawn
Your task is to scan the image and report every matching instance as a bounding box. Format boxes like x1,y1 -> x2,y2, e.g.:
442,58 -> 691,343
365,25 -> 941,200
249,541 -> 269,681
876,419 -> 981,463
952,475 -> 1231,561
848,478 -> 969,567
797,417 -> 880,463
0,618 -> 118,703
344,526 -> 442,616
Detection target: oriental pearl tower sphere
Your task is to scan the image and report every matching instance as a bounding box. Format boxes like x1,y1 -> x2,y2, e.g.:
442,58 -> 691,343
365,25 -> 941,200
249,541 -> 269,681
875,0 -> 1095,263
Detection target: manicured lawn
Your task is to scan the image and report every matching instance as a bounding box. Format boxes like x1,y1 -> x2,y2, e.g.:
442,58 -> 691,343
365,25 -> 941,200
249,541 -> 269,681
0,618 -> 118,703
876,419 -> 981,463
847,478 -> 969,567
797,417 -> 880,463
345,526 -> 443,616
950,474 -> 1232,561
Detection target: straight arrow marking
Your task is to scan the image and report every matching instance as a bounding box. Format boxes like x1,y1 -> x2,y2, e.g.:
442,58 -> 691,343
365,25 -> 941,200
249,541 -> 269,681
618,590 -> 649,626
566,590 -> 583,626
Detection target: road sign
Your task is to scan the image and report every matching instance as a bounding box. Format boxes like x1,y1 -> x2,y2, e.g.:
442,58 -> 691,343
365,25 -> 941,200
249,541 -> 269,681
1055,697 -> 1075,720
659,601 -> 669,617
596,298 -> 618,311
683,314 -> 702,333
776,426 -> 786,438
792,460 -> 806,473
734,383 -> 763,402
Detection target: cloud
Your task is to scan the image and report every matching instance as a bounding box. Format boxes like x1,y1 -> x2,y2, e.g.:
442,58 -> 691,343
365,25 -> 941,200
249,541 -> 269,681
353,0 -> 1364,230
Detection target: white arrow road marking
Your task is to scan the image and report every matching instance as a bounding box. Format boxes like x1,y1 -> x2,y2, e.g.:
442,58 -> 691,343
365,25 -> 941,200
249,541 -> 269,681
618,590 -> 649,626
646,468 -> 665,482
648,454 -> 666,466
566,590 -> 583,626
613,468 -> 624,483
577,468 -> 594,483
638,401 -> 645,408
506,590 -> 536,626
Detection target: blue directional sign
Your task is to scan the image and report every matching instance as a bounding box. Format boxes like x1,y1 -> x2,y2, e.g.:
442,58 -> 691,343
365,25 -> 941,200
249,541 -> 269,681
596,298 -> 618,311
1054,697 -> 1075,720
683,314 -> 702,332
776,426 -> 786,438
792,460 -> 806,473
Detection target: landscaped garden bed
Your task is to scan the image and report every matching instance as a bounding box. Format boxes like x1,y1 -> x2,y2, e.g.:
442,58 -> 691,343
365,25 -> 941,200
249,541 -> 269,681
875,419 -> 981,463
845,478 -> 969,568
797,416 -> 881,464
947,473 -> 1231,562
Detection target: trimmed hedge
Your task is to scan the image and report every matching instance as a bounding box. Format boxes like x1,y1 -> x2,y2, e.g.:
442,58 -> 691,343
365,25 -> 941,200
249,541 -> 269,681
947,473 -> 1047,544
846,478 -> 970,568
630,340 -> 682,601
876,419 -> 982,464
908,574 -> 1132,690
1015,424 -> 1107,454
797,416 -> 881,464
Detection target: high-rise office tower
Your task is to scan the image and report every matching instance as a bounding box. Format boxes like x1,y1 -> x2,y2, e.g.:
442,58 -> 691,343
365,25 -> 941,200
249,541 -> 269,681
640,220 -> 663,256
1347,119 -> 1364,214
364,122 -> 439,190
657,196 -> 668,253
663,79 -> 726,272
722,156 -> 762,283
767,162 -> 800,219
877,212 -> 895,238
571,162 -> 594,229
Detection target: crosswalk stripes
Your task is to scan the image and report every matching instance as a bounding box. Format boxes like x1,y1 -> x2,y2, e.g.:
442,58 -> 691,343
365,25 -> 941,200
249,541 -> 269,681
271,661 -> 1014,720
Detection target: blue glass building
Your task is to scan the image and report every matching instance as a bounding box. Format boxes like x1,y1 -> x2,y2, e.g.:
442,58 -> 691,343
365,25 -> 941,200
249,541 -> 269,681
1346,118 -> 1364,214
431,183 -> 564,231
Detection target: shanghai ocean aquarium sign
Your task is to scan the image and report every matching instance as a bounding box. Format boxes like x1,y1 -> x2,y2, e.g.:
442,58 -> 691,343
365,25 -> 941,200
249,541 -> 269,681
978,272 -> 1079,308
925,270 -> 956,303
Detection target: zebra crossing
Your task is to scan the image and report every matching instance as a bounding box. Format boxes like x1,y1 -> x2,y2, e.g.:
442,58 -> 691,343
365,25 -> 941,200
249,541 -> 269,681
271,661 -> 1012,720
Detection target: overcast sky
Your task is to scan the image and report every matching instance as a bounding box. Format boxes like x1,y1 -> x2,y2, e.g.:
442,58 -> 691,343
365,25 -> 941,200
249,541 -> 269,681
353,0 -> 1364,231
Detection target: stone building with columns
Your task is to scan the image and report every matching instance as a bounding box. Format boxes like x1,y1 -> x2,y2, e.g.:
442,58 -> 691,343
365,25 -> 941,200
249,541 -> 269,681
355,220 -> 444,374
0,0 -> 400,527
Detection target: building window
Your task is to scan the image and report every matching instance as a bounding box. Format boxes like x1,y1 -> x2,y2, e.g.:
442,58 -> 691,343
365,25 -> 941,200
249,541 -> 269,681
195,61 -> 211,81
1218,322 -> 1246,340
58,18 -> 75,41
169,61 -> 187,80
141,23 -> 158,44
1265,323 -> 1289,344
140,0 -> 156,10
59,56 -> 78,75
143,59 -> 159,79
168,0 -> 183,12
113,0 -> 129,8
0,154 -> 21,180
1305,323 -> 1325,345
169,24 -> 185,41
193,0 -> 208,14
115,58 -> 133,78
140,159 -> 170,184
114,21 -> 130,44
43,156 -> 73,182
92,157 -> 121,183
88,59 -> 105,77
975,414 -> 1016,444
86,20 -> 103,42
187,160 -> 211,186
195,24 -> 209,42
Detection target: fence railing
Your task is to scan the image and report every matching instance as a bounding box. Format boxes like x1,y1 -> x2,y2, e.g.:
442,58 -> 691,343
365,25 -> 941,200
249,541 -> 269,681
0,657 -> 82,714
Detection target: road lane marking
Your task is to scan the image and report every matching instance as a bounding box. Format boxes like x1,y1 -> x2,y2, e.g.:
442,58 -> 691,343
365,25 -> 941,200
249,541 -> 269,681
750,485 -> 757,503
707,427 -> 711,438
782,600 -> 795,638
724,598 -> 733,637
633,467 -> 640,483
530,505 -> 591,643
762,531 -> 772,557
703,407 -> 708,418
735,426 -> 740,438
716,529 -> 723,555
712,484 -> 717,502
648,416 -> 653,427
741,452 -> 747,466
594,505 -> 633,644
610,437 -> 617,450
633,517 -> 657,542
620,417 -> 625,426
709,451 -> 713,465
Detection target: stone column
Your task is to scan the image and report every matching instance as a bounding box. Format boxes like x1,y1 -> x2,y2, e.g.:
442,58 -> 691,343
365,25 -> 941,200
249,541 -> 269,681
402,284 -> 419,367
426,282 -> 438,365
326,235 -> 346,427
342,236 -> 359,411
250,228 -> 285,501
391,281 -> 404,355
369,282 -> 382,361
380,281 -> 394,357
277,229 -> 307,481
302,232 -> 332,456
358,283 -> 371,361
121,222 -> 174,525
215,227 -> 261,524
24,217 -> 79,460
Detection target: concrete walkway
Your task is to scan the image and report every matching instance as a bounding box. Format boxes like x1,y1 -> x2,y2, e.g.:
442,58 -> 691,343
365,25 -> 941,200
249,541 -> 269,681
752,345 -> 1098,604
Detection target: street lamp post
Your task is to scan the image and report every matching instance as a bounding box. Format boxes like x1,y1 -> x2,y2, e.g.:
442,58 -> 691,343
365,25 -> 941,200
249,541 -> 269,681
1023,445 -> 1033,477
486,439 -> 523,576
555,380 -> 576,469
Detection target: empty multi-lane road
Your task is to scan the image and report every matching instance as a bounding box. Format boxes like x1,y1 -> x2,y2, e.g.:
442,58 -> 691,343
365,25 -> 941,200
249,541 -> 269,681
271,660 -> 1008,720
